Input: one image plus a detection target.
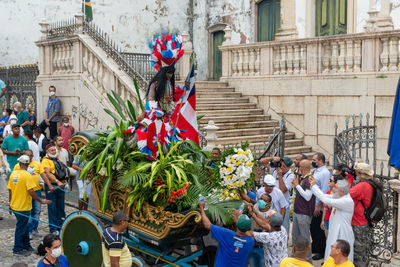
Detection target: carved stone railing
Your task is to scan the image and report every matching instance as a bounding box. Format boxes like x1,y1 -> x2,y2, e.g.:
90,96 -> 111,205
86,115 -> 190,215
220,29 -> 400,78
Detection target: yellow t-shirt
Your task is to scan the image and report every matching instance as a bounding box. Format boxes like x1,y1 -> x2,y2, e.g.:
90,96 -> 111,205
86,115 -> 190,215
7,170 -> 36,211
14,161 -> 43,191
41,157 -> 55,174
280,257 -> 314,267
322,257 -> 355,267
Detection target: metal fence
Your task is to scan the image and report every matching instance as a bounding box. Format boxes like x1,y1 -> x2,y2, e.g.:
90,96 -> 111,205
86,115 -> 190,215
0,64 -> 39,114
333,113 -> 396,266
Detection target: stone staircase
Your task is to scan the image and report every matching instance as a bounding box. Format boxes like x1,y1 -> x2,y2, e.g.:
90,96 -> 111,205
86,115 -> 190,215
197,81 -> 313,159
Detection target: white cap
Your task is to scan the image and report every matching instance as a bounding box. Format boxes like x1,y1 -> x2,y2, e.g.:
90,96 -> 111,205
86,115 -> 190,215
263,174 -> 276,186
9,114 -> 17,120
17,155 -> 30,164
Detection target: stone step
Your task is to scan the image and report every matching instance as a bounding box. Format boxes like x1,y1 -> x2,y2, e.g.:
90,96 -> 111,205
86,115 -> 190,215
251,147 -> 314,159
198,109 -> 264,117
199,114 -> 271,124
199,120 -> 279,130
214,133 -> 296,145
195,81 -> 229,88
197,103 -> 257,111
216,127 -> 280,138
197,97 -> 249,104
247,139 -> 305,149
197,91 -> 243,97
284,145 -> 313,155
197,87 -> 235,93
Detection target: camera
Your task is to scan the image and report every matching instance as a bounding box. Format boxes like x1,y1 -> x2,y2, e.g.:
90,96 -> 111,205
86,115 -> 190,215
270,160 -> 282,168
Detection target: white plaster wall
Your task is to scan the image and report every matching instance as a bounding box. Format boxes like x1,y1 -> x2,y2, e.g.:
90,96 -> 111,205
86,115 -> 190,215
296,0 -> 307,38
356,0 -> 370,33
0,0 -> 190,65
390,2 -> 400,29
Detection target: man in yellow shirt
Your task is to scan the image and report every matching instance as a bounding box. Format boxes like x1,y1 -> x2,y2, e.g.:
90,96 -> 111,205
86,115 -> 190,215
8,155 -> 51,255
322,240 -> 354,267
280,236 -> 313,267
102,211 -> 132,267
41,144 -> 66,234
14,149 -> 44,238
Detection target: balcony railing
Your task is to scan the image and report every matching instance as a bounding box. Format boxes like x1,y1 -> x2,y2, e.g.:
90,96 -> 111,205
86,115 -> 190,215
220,30 -> 400,78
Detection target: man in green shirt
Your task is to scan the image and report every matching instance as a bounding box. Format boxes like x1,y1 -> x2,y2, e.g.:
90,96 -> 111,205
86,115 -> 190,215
14,102 -> 30,131
2,124 -> 29,170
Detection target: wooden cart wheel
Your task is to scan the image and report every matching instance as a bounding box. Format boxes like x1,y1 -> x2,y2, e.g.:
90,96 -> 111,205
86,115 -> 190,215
60,211 -> 105,267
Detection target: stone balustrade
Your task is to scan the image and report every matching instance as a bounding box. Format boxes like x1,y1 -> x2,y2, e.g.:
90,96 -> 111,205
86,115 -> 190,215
220,30 -> 400,78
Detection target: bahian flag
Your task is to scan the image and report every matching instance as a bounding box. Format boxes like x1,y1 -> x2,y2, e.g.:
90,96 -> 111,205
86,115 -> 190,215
83,0 -> 93,21
173,64 -> 199,144
388,79 -> 400,169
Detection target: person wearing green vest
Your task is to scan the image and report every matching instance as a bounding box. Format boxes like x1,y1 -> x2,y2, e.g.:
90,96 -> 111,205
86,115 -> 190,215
14,102 -> 30,131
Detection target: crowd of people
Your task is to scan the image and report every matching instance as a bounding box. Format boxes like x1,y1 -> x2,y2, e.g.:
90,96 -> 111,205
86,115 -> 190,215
0,85 -> 88,266
203,150 -> 378,267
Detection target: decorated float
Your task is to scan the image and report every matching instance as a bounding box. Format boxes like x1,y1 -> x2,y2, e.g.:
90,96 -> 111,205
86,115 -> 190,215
60,33 -> 255,267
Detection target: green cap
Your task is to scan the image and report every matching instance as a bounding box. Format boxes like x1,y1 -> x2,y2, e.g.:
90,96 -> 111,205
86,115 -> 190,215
282,157 -> 293,167
237,214 -> 251,232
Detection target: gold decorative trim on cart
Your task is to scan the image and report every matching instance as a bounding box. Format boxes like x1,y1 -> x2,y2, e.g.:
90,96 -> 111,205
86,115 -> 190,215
68,135 -> 89,156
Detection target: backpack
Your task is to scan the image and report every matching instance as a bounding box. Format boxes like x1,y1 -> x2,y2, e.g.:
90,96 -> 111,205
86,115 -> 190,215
52,158 -> 70,181
360,179 -> 387,225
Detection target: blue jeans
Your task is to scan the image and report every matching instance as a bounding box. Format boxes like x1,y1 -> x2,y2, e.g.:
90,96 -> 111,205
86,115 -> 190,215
13,210 -> 31,252
29,190 -> 42,233
45,184 -> 65,233
247,247 -> 264,267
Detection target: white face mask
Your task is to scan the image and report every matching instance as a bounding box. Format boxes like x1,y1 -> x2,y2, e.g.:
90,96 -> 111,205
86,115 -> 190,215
63,123 -> 69,127
48,153 -> 57,158
14,108 -> 18,112
50,247 -> 62,258
49,91 -> 56,96
2,112 -> 5,116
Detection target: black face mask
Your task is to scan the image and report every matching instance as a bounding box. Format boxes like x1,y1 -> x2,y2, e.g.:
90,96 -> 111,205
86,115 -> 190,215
312,162 -> 318,168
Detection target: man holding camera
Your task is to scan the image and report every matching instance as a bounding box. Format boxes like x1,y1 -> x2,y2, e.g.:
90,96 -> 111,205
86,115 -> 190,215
260,156 -> 294,234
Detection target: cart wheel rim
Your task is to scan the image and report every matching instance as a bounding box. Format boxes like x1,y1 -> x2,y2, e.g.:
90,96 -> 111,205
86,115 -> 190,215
60,211 -> 104,267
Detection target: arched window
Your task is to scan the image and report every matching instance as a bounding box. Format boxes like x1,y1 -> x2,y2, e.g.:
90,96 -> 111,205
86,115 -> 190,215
316,0 -> 347,36
257,0 -> 280,42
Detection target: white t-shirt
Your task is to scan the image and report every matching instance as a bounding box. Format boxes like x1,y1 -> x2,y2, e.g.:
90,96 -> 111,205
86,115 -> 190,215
28,140 -> 40,162
272,169 -> 295,204
56,147 -> 69,165
257,187 -> 288,213
253,228 -> 288,267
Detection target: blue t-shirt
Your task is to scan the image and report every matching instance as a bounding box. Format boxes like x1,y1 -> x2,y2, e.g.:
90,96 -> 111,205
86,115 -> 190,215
37,255 -> 69,267
211,224 -> 254,267
72,155 -> 87,180
46,97 -> 61,122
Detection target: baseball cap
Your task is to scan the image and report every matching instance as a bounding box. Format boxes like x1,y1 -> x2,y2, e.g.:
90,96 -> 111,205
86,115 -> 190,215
282,157 -> 293,167
263,174 -> 275,186
18,155 -> 30,164
257,199 -> 266,209
354,162 -> 374,177
11,123 -> 20,129
270,212 -> 284,227
237,214 -> 251,232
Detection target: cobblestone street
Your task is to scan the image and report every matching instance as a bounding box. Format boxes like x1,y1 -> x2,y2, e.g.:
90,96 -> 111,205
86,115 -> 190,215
0,181 -> 94,267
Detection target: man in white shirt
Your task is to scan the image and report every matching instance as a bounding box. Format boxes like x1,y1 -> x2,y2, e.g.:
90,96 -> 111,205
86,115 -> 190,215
256,175 -> 288,219
33,128 -> 49,158
23,130 -> 40,162
54,135 -> 69,165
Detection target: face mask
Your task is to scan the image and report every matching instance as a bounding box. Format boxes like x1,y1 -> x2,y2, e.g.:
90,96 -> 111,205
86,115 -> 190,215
50,247 -> 62,258
63,123 -> 69,127
49,91 -> 56,96
14,108 -> 18,112
48,153 -> 57,159
312,162 -> 318,168
2,112 -> 5,116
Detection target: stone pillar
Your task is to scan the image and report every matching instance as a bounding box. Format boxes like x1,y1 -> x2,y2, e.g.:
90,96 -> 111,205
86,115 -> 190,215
275,0 -> 298,40
204,120 -> 219,151
75,13 -> 85,34
220,26 -> 233,79
375,0 -> 394,31
39,20 -> 49,40
179,31 -> 193,81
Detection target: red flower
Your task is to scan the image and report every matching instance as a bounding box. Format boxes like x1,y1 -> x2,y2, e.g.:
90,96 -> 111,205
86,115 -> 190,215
168,182 -> 190,203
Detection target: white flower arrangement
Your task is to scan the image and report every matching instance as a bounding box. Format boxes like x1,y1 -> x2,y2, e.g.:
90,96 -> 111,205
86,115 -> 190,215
218,147 -> 254,200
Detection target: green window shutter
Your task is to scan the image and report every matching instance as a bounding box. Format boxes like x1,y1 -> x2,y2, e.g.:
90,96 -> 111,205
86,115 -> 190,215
212,31 -> 225,80
258,0 -> 280,42
316,0 -> 347,36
